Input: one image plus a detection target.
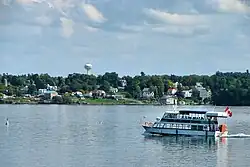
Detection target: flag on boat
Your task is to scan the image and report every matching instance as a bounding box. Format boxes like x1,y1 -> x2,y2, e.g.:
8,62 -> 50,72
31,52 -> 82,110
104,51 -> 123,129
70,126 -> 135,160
225,106 -> 232,117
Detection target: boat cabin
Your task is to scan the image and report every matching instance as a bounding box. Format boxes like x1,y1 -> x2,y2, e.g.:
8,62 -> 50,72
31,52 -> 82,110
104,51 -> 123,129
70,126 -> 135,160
162,110 -> 207,121
158,109 -> 229,131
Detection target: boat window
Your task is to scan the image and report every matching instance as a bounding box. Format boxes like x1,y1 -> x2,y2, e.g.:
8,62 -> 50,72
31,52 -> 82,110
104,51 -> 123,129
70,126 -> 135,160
197,125 -> 203,131
159,123 -> 164,128
163,123 -> 168,128
153,123 -> 158,128
164,113 -> 178,119
203,125 -> 209,131
172,124 -> 176,128
191,120 -> 202,124
191,125 -> 197,130
167,124 -> 170,128
183,125 -> 187,129
176,124 -> 179,128
183,124 -> 189,129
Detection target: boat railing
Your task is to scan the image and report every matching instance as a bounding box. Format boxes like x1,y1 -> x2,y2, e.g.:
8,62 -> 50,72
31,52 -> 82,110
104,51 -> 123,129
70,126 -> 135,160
164,115 -> 206,120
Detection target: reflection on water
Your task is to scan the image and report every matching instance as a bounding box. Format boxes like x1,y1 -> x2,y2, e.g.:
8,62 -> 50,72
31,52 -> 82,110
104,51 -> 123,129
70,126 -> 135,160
144,135 -> 229,167
216,137 -> 228,167
144,135 -> 217,147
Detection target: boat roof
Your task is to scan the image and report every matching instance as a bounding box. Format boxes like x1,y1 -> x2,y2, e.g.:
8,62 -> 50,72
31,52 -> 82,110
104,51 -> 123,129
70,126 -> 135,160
164,110 -> 179,114
164,108 -> 228,118
206,111 -> 228,118
164,109 -> 208,114
179,109 -> 208,114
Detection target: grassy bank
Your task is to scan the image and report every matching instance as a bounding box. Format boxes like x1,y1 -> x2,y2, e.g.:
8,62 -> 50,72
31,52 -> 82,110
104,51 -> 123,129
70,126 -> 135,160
0,97 -> 148,105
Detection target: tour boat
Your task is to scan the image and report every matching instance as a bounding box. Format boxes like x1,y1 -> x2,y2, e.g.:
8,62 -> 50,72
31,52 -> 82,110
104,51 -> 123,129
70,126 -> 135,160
142,106 -> 232,137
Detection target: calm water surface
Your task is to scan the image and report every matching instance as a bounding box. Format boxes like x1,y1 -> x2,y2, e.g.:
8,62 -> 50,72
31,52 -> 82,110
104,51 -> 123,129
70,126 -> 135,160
0,105 -> 250,167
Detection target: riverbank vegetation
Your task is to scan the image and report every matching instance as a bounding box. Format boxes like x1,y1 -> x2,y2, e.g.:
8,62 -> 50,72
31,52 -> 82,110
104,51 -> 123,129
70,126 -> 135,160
0,71 -> 250,105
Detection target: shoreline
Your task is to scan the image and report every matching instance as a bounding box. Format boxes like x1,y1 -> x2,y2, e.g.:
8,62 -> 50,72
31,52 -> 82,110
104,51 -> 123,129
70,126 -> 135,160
0,98 -> 239,106
0,102 -> 233,106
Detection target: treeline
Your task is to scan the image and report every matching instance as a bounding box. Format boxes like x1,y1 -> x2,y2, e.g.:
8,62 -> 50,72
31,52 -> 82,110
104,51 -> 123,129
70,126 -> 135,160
1,71 -> 250,106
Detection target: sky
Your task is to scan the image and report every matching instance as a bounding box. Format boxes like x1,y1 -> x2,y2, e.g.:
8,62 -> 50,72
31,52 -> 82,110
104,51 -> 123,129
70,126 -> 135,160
0,0 -> 250,77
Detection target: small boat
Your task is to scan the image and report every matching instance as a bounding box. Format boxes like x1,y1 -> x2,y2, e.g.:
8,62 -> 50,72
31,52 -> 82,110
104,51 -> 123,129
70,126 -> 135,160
142,107 -> 232,137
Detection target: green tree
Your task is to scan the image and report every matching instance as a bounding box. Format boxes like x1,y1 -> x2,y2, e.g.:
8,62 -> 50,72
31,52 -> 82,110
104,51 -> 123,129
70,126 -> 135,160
52,96 -> 63,104
28,85 -> 37,95
100,80 -> 110,93
62,93 -> 73,104
0,93 -> 3,99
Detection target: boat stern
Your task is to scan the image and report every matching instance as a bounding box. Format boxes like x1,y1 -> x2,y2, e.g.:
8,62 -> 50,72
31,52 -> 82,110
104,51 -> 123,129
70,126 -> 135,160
216,123 -> 229,137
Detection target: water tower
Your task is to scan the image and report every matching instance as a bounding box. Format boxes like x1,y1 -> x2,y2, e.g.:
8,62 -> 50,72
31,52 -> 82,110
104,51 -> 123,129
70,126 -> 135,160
84,63 -> 92,75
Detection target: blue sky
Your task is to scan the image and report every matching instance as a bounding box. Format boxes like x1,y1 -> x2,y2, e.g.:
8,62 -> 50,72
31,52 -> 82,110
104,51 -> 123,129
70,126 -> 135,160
0,0 -> 250,76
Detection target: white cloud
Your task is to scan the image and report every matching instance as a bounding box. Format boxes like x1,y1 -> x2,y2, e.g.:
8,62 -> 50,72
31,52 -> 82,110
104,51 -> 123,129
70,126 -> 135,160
15,0 -> 74,16
151,25 -> 210,37
60,17 -> 74,38
82,3 -> 106,23
83,25 -> 99,32
144,8 -> 207,26
16,0 -> 33,4
209,0 -> 250,13
142,8 -> 211,37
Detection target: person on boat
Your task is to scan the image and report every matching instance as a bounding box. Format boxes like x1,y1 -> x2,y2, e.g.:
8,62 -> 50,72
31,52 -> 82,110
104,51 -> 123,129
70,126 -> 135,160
219,124 -> 227,133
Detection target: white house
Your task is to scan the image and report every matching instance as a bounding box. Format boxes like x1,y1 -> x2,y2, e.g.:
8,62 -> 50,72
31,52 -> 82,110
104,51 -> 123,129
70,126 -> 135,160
120,79 -> 127,87
195,82 -> 211,100
44,91 -> 58,100
174,82 -> 182,88
141,88 -> 154,99
182,90 -> 192,98
38,89 -> 47,95
47,84 -> 57,91
91,90 -> 106,98
110,87 -> 118,94
159,95 -> 178,105
199,89 -> 211,100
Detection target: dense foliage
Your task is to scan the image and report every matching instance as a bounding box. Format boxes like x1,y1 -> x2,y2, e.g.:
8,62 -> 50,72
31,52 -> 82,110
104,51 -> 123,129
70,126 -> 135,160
1,71 -> 250,106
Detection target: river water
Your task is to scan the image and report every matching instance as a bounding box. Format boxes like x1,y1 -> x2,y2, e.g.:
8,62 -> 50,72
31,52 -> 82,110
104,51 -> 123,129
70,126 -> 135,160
0,105 -> 249,167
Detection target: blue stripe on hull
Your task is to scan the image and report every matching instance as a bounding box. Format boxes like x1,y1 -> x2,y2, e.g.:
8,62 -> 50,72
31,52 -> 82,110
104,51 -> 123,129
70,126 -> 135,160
143,126 -> 215,137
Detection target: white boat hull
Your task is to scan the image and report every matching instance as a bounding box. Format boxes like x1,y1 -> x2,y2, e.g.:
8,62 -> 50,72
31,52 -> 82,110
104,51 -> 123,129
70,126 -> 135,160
143,126 -> 216,137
